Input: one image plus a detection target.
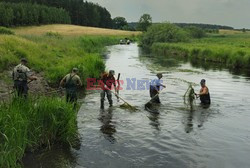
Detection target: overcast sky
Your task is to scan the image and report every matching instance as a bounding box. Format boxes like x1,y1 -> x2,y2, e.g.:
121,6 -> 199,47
89,0 -> 250,29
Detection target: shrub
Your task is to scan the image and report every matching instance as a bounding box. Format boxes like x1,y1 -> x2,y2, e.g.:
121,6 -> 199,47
0,27 -> 15,35
141,23 -> 189,49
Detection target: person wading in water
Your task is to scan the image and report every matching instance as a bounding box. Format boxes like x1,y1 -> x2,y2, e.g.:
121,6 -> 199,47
60,68 -> 82,105
100,70 -> 117,109
196,79 -> 211,105
12,58 -> 38,98
149,73 -> 166,103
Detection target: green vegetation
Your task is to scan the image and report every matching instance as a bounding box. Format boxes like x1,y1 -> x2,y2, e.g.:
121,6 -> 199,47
141,22 -> 250,69
2,0 -> 113,28
0,34 -> 120,86
0,97 -> 77,167
0,2 -> 71,27
136,14 -> 152,32
152,33 -> 250,68
0,27 -> 15,35
140,23 -> 189,49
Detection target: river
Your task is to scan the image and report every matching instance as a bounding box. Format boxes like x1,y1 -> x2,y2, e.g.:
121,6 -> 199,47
24,43 -> 250,168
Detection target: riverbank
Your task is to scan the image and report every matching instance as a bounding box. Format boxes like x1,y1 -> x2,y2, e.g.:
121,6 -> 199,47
151,33 -> 250,69
0,25 -> 138,167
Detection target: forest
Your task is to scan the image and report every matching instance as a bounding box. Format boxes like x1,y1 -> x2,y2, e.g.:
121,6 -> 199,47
0,0 -> 113,28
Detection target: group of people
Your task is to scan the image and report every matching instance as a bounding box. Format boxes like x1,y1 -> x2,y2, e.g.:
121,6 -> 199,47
12,58 -> 210,108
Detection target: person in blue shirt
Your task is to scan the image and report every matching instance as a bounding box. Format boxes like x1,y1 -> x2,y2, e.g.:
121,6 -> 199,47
149,73 -> 166,103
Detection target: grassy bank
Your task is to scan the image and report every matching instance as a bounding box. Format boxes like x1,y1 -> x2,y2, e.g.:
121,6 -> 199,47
0,34 -> 122,86
0,97 -> 77,167
151,33 -> 250,69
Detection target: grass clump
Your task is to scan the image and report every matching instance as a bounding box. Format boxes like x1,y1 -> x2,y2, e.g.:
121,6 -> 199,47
45,32 -> 63,39
0,97 -> 78,168
0,27 -> 15,35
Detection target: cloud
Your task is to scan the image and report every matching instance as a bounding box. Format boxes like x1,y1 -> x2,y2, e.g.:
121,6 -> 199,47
89,0 -> 250,28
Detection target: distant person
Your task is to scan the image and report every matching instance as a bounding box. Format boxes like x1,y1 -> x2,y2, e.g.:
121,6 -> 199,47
100,70 -> 117,109
60,68 -> 82,104
149,73 -> 166,103
196,79 -> 211,105
12,58 -> 37,98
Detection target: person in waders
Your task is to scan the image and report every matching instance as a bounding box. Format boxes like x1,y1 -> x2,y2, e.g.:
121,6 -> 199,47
100,70 -> 117,109
60,68 -> 82,105
12,58 -> 38,98
149,73 -> 166,103
195,79 -> 211,105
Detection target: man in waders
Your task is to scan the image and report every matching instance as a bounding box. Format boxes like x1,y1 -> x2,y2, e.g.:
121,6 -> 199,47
149,73 -> 166,103
100,70 -> 117,109
12,58 -> 38,98
195,79 -> 211,105
60,68 -> 82,104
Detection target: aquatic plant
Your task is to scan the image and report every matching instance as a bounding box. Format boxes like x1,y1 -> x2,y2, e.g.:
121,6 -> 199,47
184,84 -> 196,111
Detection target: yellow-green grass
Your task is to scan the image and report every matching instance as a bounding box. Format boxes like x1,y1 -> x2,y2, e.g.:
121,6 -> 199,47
12,24 -> 141,36
219,29 -> 250,35
151,33 -> 250,68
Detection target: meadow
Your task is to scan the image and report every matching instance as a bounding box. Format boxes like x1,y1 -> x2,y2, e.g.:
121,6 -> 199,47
151,31 -> 250,69
0,24 -> 138,167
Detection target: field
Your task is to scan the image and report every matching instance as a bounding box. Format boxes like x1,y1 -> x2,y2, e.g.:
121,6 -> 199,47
12,24 -> 141,36
151,31 -> 250,68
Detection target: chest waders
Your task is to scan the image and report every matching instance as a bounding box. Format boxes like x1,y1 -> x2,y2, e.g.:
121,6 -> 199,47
65,75 -> 77,103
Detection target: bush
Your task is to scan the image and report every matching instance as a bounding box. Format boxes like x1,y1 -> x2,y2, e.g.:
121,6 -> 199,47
0,26 -> 15,35
141,23 -> 188,49
185,26 -> 206,38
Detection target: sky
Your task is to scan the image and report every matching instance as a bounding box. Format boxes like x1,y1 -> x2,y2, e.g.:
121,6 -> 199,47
89,0 -> 250,29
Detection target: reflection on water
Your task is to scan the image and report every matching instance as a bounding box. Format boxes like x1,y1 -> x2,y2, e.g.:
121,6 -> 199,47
99,108 -> 116,143
24,44 -> 250,168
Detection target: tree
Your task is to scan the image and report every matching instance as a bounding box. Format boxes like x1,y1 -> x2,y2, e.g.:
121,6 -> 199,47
112,17 -> 128,30
137,14 -> 152,31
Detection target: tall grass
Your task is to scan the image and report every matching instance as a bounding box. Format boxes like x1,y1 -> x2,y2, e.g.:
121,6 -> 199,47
151,34 -> 250,68
0,97 -> 77,167
0,34 -> 120,85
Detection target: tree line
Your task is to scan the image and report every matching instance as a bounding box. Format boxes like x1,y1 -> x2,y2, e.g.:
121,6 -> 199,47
0,2 -> 71,27
1,0 -> 113,28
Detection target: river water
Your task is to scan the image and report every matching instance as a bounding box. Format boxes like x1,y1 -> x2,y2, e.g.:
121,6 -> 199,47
24,44 -> 250,168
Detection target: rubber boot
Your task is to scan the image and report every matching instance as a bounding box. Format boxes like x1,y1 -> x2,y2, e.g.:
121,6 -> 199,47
100,101 -> 104,109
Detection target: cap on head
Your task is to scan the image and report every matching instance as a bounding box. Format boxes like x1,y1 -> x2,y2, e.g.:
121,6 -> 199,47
156,73 -> 163,78
200,79 -> 206,84
20,58 -> 28,63
72,68 -> 78,73
109,70 -> 115,75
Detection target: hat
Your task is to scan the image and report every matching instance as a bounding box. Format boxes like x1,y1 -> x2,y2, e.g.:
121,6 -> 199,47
72,68 -> 78,72
109,70 -> 115,75
200,79 -> 206,84
20,58 -> 28,63
156,73 -> 163,78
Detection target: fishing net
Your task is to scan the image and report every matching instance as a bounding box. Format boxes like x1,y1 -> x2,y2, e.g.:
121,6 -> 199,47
120,103 -> 138,112
184,84 -> 196,111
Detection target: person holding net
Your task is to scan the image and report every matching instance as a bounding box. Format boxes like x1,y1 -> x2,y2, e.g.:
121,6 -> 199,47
195,79 -> 211,105
149,73 -> 166,104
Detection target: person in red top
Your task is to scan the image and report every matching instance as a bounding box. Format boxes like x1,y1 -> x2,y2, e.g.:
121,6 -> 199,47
100,70 -> 117,109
